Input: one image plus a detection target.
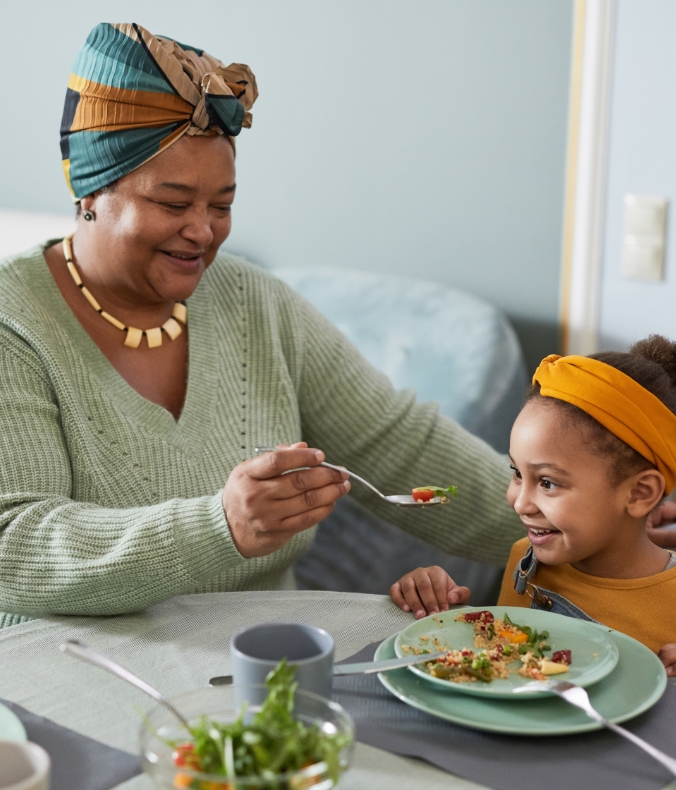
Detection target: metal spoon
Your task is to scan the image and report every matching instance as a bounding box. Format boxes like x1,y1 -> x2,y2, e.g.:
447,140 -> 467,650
254,447 -> 450,508
209,650 -> 450,686
60,639 -> 191,731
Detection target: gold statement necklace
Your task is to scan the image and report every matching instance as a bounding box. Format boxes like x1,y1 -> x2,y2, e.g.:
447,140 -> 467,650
62,234 -> 187,349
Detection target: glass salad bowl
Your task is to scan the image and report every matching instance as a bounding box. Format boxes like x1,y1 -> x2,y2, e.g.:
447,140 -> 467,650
140,685 -> 355,790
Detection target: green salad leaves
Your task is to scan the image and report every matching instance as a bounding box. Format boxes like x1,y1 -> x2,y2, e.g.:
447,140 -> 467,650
169,660 -> 350,788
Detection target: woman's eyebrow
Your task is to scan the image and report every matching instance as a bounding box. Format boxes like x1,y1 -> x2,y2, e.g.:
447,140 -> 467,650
155,182 -> 237,193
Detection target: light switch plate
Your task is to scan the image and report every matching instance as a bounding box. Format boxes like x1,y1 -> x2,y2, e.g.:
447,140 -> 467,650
623,238 -> 664,281
622,195 -> 667,281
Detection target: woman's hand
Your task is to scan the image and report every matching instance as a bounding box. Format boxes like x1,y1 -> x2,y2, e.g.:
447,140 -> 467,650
222,443 -> 350,558
658,643 -> 676,677
647,501 -> 676,548
390,566 -> 470,619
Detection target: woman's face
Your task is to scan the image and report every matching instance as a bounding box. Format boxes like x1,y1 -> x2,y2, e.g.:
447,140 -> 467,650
81,134 -> 236,305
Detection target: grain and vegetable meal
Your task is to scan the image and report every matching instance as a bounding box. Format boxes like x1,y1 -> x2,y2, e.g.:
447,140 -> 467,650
413,611 -> 573,684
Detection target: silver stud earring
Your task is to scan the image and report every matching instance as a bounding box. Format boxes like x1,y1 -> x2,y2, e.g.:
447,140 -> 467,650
82,210 -> 95,221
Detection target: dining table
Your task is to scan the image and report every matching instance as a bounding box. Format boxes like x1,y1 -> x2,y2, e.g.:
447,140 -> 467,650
0,589 -> 675,790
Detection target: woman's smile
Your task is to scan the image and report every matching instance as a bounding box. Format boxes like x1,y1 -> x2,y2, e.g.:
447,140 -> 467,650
159,249 -> 206,274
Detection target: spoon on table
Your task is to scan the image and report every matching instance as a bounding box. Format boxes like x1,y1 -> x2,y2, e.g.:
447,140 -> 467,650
514,680 -> 676,777
254,447 -> 452,508
60,640 -> 191,731
209,650 -> 450,686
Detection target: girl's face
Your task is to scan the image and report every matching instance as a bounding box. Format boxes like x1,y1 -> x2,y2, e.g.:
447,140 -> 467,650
506,398 -> 653,573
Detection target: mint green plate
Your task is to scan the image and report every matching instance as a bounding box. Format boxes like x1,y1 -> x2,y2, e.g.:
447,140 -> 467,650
377,625 -> 666,735
0,702 -> 26,741
394,607 -> 619,699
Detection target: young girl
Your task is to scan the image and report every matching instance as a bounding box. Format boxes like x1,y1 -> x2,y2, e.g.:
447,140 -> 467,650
390,335 -> 676,674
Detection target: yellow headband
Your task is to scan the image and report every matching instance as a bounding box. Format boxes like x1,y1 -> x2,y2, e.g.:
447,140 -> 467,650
532,354 -> 676,493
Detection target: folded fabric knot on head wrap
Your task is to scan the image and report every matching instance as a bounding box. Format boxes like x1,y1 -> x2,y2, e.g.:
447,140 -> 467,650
533,354 -> 676,494
60,23 -> 258,200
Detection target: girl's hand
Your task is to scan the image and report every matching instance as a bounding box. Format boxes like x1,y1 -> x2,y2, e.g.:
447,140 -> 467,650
390,566 -> 470,619
658,643 -> 676,677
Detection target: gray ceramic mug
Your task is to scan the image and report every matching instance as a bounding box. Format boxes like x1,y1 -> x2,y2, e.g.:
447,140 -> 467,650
231,622 -> 334,703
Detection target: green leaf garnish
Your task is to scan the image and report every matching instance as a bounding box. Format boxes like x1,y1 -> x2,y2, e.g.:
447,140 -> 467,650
167,658 -> 350,783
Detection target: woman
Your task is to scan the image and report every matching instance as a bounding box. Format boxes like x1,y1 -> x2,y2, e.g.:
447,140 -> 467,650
0,23 -> 521,627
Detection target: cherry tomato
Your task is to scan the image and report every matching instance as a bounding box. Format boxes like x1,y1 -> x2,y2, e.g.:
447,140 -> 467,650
412,488 -> 435,502
173,743 -> 199,769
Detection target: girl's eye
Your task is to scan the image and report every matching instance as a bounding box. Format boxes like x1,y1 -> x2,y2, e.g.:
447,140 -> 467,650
540,478 -> 556,491
509,464 -> 521,480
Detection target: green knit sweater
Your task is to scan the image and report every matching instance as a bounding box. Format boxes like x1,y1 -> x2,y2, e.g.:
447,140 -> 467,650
0,243 -> 522,627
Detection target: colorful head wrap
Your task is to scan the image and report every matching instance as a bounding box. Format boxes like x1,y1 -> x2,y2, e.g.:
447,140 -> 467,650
533,354 -> 676,493
60,23 -> 258,200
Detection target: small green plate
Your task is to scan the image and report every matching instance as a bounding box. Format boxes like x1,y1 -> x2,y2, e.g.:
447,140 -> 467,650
0,702 -> 26,741
394,606 -> 619,698
377,624 -> 666,735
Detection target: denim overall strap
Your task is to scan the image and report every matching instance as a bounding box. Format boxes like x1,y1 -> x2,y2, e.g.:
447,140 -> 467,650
513,544 -> 538,594
512,545 -> 600,622
528,587 -> 599,622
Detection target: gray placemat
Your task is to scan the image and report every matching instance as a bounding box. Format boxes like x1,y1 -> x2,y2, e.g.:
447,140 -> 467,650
333,642 -> 676,790
0,699 -> 141,790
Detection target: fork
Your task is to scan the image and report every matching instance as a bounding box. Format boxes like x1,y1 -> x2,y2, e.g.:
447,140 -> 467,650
514,680 -> 676,777
254,447 -> 448,508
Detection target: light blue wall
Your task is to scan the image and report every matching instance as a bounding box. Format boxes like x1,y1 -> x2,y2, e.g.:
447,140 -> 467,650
599,0 -> 676,350
0,0 -> 573,372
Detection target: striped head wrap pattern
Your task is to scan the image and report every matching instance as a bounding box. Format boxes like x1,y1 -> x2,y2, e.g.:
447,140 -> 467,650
60,23 -> 258,200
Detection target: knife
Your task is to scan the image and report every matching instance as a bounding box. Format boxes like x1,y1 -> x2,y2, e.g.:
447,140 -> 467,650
209,650 -> 448,685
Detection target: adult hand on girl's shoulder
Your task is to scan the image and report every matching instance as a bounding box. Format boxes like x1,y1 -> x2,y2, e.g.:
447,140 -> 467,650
390,566 -> 470,619
646,501 -> 676,548
658,643 -> 676,677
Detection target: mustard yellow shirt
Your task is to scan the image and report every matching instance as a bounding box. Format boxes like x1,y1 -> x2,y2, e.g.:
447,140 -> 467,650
498,537 -> 676,653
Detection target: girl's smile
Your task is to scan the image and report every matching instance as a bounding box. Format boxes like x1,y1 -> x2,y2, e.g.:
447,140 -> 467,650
526,526 -> 561,545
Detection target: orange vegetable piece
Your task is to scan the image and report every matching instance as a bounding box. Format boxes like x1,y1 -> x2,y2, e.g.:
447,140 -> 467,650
497,628 -> 528,644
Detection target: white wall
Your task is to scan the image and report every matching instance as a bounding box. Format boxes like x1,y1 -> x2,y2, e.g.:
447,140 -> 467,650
0,211 -> 75,261
0,0 -> 573,372
599,0 -> 676,350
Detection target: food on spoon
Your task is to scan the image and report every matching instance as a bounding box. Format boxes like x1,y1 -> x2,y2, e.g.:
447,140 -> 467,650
169,660 -> 350,787
411,485 -> 458,503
